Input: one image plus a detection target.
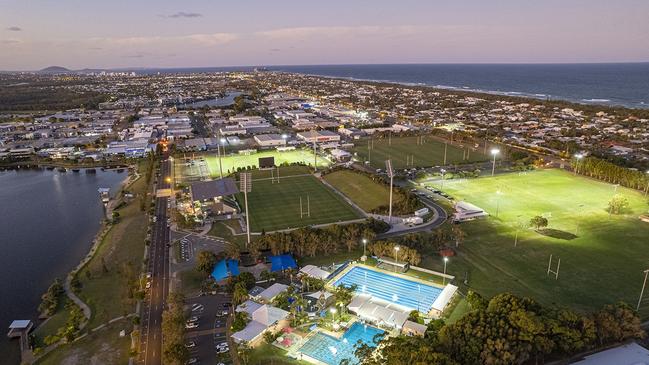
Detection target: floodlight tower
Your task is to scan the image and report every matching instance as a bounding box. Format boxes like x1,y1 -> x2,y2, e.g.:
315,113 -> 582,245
313,139 -> 318,171
490,148 -> 500,176
217,131 -> 226,178
240,172 -> 252,247
637,269 -> 649,311
385,159 -> 394,224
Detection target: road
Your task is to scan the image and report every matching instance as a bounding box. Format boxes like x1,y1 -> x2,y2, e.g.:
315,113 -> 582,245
141,158 -> 171,365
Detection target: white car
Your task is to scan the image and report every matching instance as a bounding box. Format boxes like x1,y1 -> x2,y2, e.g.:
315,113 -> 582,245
145,281 -> 151,290
191,304 -> 204,312
185,322 -> 198,329
186,358 -> 197,365
185,341 -> 196,348
216,346 -> 229,354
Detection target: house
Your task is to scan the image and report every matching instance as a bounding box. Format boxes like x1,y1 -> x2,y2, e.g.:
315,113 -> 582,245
401,320 -> 427,337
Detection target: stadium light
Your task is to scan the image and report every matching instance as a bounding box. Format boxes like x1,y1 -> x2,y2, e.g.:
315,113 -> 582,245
330,307 -> 337,321
443,257 -> 449,285
386,160 -> 394,224
440,168 -> 447,190
490,148 -> 500,176
645,170 -> 649,197
281,134 -> 288,140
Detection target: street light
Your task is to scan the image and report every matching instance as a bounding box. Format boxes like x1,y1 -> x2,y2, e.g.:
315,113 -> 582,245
645,171 -> 649,197
394,246 -> 400,272
440,168 -> 446,190
362,238 -> 368,259
574,153 -> 584,176
490,148 -> 500,176
330,307 -> 337,321
443,257 -> 449,285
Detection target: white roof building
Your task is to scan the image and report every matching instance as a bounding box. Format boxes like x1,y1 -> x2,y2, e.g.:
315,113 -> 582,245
299,265 -> 330,280
571,342 -> 649,365
256,283 -> 289,303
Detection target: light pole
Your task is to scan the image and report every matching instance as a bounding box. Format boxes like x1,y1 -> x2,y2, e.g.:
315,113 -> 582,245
386,160 -> 394,224
362,238 -> 368,260
443,257 -> 449,285
440,168 -> 446,190
645,171 -> 649,197
637,269 -> 649,311
491,148 -> 500,176
574,153 -> 583,176
330,307 -> 337,322
218,136 -> 226,178
495,190 -> 502,218
394,246 -> 400,272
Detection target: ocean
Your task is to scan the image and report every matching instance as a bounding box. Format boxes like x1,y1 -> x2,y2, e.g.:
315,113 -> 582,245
135,63 -> 649,109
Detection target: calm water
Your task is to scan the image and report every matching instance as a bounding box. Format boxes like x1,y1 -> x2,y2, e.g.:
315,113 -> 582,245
270,63 -> 649,109
0,169 -> 125,364
131,63 -> 649,109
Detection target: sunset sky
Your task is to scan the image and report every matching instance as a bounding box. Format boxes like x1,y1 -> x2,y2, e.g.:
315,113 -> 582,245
1,0 -> 648,70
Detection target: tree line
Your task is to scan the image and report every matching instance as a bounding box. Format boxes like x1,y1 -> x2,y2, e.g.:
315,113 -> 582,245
357,292 -> 645,365
574,156 -> 649,191
244,218 -> 389,260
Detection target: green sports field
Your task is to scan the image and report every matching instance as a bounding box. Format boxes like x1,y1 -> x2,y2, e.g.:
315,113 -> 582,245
424,169 -> 649,315
236,174 -> 363,232
322,169 -> 414,214
205,149 -> 330,177
353,135 -> 487,169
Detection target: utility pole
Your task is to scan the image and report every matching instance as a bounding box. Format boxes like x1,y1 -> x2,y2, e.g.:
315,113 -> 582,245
386,160 -> 394,224
240,173 -> 252,248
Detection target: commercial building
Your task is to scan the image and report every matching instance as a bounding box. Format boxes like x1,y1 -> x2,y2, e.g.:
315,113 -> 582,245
254,134 -> 286,147
296,130 -> 341,143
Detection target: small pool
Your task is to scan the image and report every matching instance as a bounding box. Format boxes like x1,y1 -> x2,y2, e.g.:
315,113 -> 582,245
333,266 -> 442,312
298,322 -> 384,365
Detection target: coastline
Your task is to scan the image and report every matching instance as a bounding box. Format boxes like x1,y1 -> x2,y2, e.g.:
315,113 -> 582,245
279,71 -> 649,110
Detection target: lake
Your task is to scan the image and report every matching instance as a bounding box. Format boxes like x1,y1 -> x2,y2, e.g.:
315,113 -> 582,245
0,168 -> 125,364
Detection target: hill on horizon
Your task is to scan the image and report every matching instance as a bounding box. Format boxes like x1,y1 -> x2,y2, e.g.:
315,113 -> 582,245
39,66 -> 71,73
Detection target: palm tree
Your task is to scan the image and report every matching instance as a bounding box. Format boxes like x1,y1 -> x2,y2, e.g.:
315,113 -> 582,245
232,282 -> 248,306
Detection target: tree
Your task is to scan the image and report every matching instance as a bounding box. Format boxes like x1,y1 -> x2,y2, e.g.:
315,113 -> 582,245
529,215 -> 548,230
593,302 -> 644,346
451,225 -> 466,248
195,250 -> 218,275
237,272 -> 256,290
465,290 -> 487,311
231,311 -> 250,332
232,281 -> 249,306
608,195 -> 629,215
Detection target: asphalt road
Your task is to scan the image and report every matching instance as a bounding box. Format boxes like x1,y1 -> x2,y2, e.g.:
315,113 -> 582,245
141,158 -> 171,365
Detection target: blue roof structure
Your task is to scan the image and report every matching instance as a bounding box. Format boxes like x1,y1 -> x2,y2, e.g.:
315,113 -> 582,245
211,259 -> 240,281
269,254 -> 297,272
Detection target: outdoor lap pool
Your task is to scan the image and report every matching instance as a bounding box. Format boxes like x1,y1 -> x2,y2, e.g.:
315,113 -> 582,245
298,322 -> 384,365
333,265 -> 442,312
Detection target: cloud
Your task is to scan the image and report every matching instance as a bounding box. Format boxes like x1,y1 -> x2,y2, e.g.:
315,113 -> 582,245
1,39 -> 21,44
165,12 -> 202,18
88,32 -> 238,48
6,26 -> 22,31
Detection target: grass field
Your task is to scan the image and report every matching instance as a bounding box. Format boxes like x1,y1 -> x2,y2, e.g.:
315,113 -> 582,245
353,135 -> 486,169
203,149 -> 330,177
323,170 -> 392,212
424,169 -> 649,315
76,163 -> 149,329
236,174 -> 363,232
35,320 -> 132,365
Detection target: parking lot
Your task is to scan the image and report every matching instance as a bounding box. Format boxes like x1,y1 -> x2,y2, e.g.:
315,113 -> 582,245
183,293 -> 234,365
171,231 -> 228,267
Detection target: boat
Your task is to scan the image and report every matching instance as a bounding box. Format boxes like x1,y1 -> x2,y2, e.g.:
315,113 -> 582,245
57,167 -> 67,172
45,166 -> 55,170
72,168 -> 80,173
85,168 -> 97,174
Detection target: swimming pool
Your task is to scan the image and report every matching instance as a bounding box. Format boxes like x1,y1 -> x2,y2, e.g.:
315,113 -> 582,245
298,322 -> 384,365
333,266 -> 442,312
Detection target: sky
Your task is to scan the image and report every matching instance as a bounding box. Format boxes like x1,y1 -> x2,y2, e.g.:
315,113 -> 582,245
1,0 -> 648,70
